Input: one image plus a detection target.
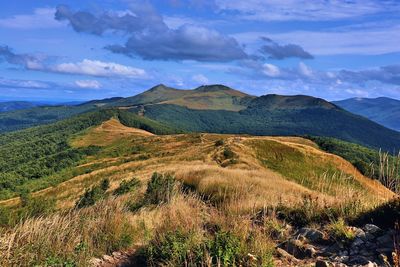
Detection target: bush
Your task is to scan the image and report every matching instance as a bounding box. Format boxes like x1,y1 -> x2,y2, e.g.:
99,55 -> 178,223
144,173 -> 178,205
215,140 -> 224,147
223,147 -> 235,159
145,229 -> 242,267
75,178 -> 109,209
207,231 -> 242,266
146,230 -> 202,266
114,177 -> 140,196
19,195 -> 56,219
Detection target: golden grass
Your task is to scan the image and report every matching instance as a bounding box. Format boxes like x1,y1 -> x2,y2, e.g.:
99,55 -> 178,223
1,123 -> 398,266
0,197 -> 136,267
71,118 -> 153,147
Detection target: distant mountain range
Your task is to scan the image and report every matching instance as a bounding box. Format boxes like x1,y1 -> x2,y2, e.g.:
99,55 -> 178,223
0,101 -> 40,112
333,97 -> 400,131
1,84 -> 400,151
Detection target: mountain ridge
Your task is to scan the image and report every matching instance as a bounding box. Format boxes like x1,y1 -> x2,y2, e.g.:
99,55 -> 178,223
334,97 -> 400,131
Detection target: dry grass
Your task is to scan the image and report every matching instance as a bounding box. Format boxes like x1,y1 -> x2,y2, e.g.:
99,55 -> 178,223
71,118 -> 153,147
0,197 -> 135,267
0,125 -> 396,266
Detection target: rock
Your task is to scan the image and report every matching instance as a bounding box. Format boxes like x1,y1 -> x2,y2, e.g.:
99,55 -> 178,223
305,245 -> 317,258
331,255 -> 349,263
298,227 -> 325,243
102,255 -> 115,263
376,234 -> 393,247
347,255 -> 370,265
363,224 -> 382,235
338,250 -> 348,256
351,237 -> 364,247
315,260 -> 331,267
376,247 -> 393,254
362,262 -> 378,267
89,258 -> 102,266
349,227 -> 367,241
276,247 -> 299,262
280,238 -> 308,259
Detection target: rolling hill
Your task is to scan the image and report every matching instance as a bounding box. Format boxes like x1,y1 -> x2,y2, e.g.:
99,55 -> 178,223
1,84 -> 400,152
0,114 -> 395,266
334,97 -> 400,131
131,92 -> 400,151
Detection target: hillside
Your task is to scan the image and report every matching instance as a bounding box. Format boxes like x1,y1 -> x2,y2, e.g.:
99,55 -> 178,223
106,84 -> 256,111
0,117 -> 395,266
133,94 -> 400,151
334,97 -> 400,131
2,85 -> 400,152
0,110 -> 177,200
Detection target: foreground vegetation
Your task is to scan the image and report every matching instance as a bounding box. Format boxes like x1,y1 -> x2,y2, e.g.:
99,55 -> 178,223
0,116 -> 397,266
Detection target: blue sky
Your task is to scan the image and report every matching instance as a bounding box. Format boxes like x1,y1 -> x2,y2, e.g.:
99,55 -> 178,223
0,0 -> 400,101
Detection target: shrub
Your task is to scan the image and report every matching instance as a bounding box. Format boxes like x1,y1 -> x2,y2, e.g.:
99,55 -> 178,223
223,147 -> 235,159
215,140 -> 224,147
144,173 -> 178,205
207,231 -> 242,266
114,177 -> 140,196
75,178 -> 109,209
146,230 -> 202,266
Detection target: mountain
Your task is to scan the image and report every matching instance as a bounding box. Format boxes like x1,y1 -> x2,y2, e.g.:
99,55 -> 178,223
104,84 -> 255,111
0,101 -> 40,112
333,97 -> 400,131
1,84 -> 400,151
132,93 -> 400,151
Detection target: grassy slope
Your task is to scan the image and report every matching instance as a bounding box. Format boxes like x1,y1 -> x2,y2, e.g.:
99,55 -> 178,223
0,121 -> 392,207
0,110 -> 178,200
0,117 -> 395,266
137,100 -> 400,151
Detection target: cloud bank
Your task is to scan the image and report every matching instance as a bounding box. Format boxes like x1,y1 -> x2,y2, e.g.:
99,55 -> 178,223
55,4 -> 248,62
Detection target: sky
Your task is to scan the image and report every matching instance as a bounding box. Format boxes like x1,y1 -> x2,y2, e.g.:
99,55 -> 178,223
0,0 -> 400,101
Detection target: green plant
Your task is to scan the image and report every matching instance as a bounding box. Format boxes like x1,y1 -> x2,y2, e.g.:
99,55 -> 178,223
114,177 -> 140,196
326,218 -> 355,243
207,231 -> 242,266
215,139 -> 224,147
75,179 -> 109,209
144,173 -> 178,205
146,230 -> 203,266
223,147 -> 235,159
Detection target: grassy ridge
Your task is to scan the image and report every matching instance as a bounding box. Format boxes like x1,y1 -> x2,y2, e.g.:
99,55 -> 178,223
134,101 -> 400,151
0,109 -> 178,199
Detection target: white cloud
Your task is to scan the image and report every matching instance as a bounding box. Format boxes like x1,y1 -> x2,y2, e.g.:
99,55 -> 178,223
0,77 -> 49,89
233,23 -> 400,56
75,80 -> 102,89
0,8 -> 65,29
298,62 -> 313,77
192,74 -> 209,84
262,63 -> 281,77
51,59 -> 147,78
215,0 -> 400,21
